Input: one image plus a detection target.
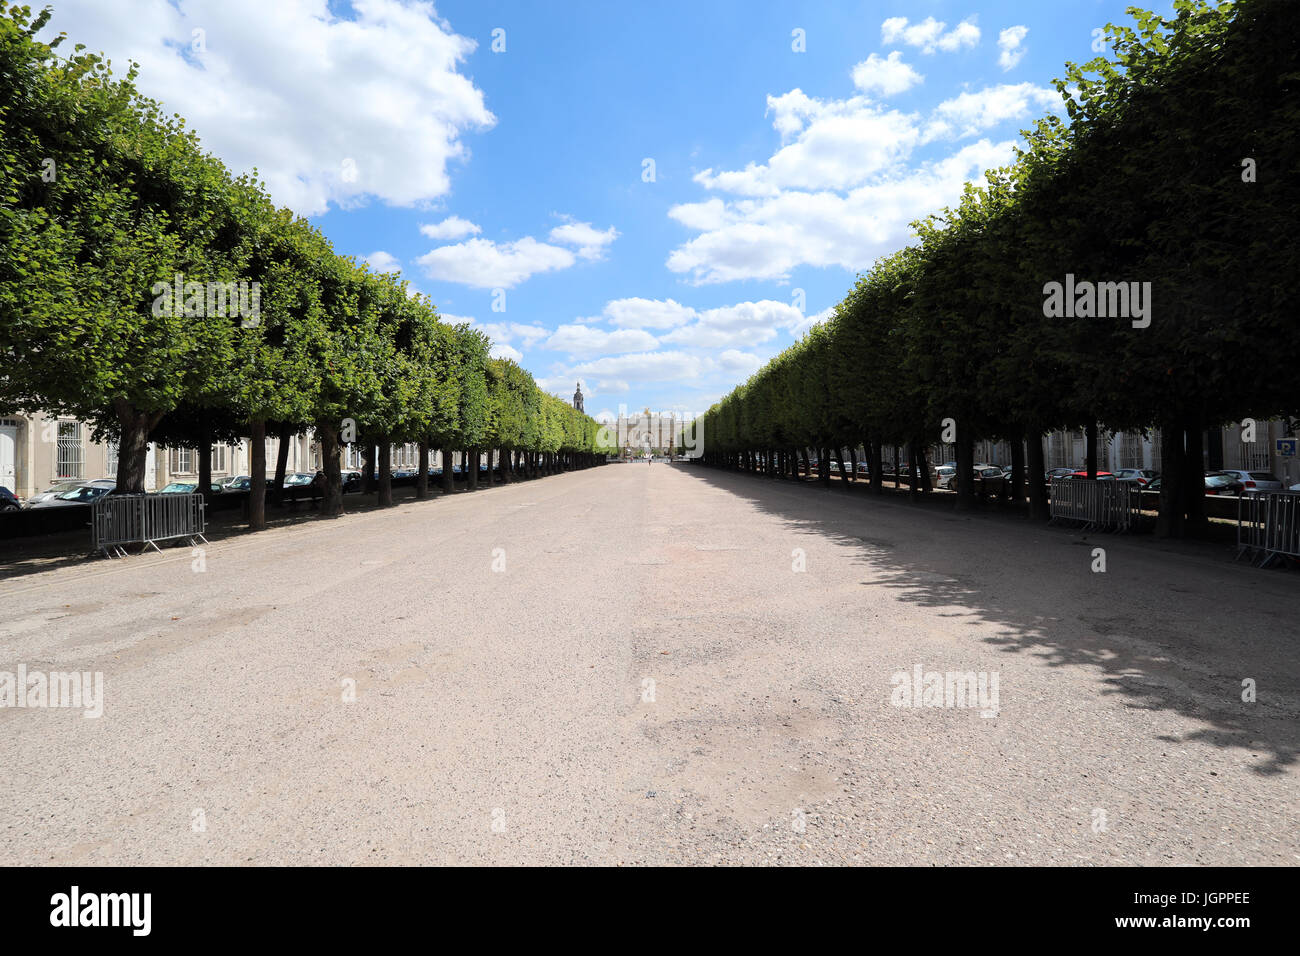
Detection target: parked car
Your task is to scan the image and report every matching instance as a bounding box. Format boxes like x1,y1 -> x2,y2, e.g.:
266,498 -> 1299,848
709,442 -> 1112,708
1215,469 -> 1283,492
1064,470 -> 1116,480
1204,472 -> 1241,496
1112,468 -> 1158,487
1045,467 -> 1076,482
0,486 -> 20,513
22,479 -> 90,508
217,474 -> 251,490
282,472 -> 315,487
28,478 -> 116,507
856,461 -> 872,475
975,465 -> 1006,495
936,464 -> 958,489
342,471 -> 363,493
158,481 -> 224,495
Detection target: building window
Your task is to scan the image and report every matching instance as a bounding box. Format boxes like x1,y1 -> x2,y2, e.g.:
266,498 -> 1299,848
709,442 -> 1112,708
211,444 -> 227,474
311,443 -> 322,470
106,440 -> 119,478
56,421 -> 84,479
169,446 -> 195,474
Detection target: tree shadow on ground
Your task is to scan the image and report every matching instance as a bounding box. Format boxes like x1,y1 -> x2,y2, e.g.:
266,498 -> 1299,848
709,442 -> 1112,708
673,463 -> 1298,776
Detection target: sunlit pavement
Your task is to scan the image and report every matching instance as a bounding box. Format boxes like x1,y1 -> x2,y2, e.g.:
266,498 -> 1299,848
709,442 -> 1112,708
1,463 -> 1295,865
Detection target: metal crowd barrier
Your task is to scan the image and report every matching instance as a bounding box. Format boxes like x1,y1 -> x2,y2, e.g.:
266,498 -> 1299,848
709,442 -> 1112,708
1048,478 -> 1141,532
1237,490 -> 1300,567
91,493 -> 207,558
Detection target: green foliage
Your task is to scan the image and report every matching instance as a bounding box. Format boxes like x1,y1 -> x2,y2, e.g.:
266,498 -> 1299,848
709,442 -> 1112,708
695,0 -> 1298,488
0,1 -> 603,487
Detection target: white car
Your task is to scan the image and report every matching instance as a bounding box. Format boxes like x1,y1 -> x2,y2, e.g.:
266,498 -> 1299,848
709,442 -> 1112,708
935,465 -> 957,489
23,479 -> 98,509
1217,469 -> 1283,492
26,478 -> 116,508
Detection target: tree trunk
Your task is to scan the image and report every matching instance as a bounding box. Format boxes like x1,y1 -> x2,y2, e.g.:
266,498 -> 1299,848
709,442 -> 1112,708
1026,428 -> 1049,520
1085,421 -> 1098,479
1010,431 -> 1026,504
378,440 -> 393,507
849,446 -> 858,481
112,399 -> 163,495
197,412 -> 212,508
914,442 -> 932,495
440,447 -> 454,494
954,432 -> 976,511
1183,415 -> 1208,537
318,422 -> 343,516
273,422 -> 292,505
467,449 -> 478,490
248,418 -> 267,530
836,451 -> 850,487
869,439 -> 883,494
416,441 -> 430,499
893,445 -> 901,491
1156,420 -> 1184,538
363,442 -> 377,494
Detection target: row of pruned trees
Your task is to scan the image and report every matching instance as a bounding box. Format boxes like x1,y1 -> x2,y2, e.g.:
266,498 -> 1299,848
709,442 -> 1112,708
688,0 -> 1299,537
0,4 -> 604,528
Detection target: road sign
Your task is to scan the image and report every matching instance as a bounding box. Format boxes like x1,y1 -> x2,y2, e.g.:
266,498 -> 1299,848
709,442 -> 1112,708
1277,437 -> 1298,458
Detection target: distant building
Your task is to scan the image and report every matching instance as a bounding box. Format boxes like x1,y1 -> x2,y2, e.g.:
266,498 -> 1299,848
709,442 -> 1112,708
599,408 -> 685,456
573,382 -> 584,413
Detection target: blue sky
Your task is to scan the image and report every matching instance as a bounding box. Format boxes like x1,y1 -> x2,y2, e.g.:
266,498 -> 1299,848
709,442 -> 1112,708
44,0 -> 1162,421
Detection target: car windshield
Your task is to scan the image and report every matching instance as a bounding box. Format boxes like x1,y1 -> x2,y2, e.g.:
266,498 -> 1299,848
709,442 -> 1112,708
1249,473 -> 1276,481
45,481 -> 84,495
57,486 -> 106,502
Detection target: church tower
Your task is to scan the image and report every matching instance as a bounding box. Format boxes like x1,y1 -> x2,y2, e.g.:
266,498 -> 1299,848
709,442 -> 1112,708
573,382 -> 584,412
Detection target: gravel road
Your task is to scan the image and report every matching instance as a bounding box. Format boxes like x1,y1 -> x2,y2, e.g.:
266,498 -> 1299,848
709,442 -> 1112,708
1,463 -> 1295,865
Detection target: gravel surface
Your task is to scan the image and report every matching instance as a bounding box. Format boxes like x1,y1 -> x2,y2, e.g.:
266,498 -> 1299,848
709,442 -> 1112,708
0,463 -> 1295,865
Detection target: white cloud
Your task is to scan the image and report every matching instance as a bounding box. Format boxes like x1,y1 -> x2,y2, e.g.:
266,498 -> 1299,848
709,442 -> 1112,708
492,343 -> 523,362
662,300 -> 803,348
668,138 -> 1018,284
363,250 -> 401,274
788,306 -> 836,339
717,349 -> 764,376
417,217 -> 617,288
693,93 -> 921,195
416,237 -> 576,288
667,68 -> 1064,285
419,216 -> 482,240
571,351 -> 708,383
452,317 -> 549,348
600,298 -> 697,330
881,16 -> 980,55
924,83 -> 1060,140
851,52 -> 924,96
548,221 -> 620,261
41,0 -> 495,217
544,324 -> 659,357
998,26 -> 1029,71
